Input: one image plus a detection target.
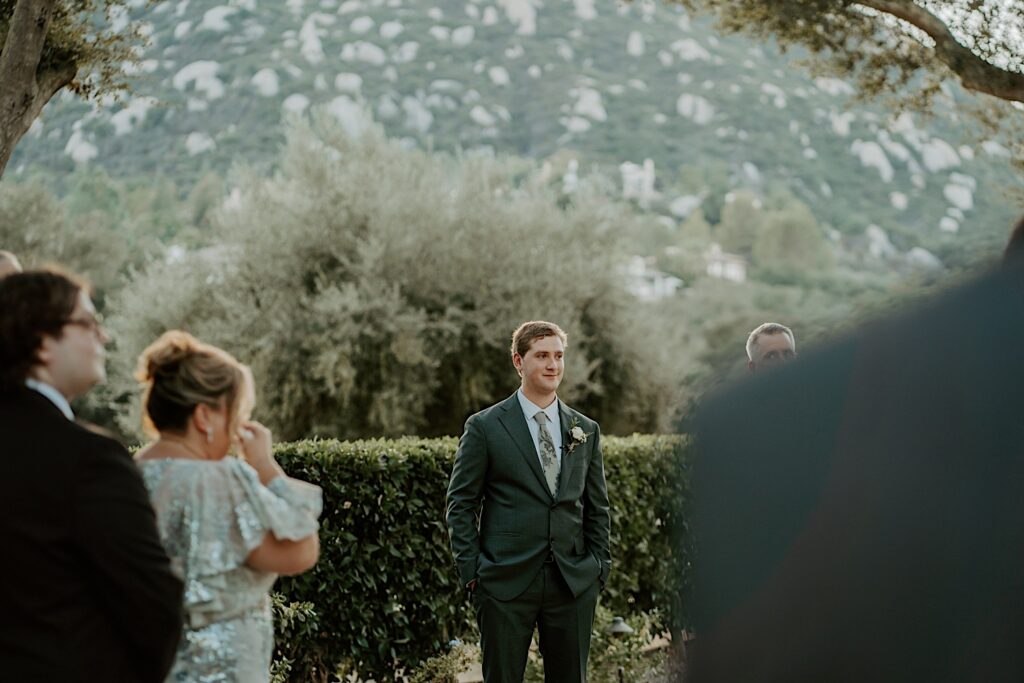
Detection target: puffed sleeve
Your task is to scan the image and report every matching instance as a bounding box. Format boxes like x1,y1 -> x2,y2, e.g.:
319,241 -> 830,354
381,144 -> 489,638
220,457 -> 322,560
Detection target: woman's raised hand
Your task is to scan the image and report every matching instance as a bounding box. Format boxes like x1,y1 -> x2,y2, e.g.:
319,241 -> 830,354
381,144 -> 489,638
237,421 -> 283,484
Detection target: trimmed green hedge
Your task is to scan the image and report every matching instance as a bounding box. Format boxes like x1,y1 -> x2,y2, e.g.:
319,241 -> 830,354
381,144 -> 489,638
272,434 -> 691,681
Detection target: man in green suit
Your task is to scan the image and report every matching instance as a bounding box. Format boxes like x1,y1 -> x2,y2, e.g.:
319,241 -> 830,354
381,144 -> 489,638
446,320 -> 612,682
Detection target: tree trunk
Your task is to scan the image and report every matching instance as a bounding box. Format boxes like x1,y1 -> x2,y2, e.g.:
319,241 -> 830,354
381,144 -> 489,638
0,0 -> 76,179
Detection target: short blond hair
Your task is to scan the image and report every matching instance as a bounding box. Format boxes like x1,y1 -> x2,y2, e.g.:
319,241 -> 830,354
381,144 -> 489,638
510,320 -> 568,359
136,330 -> 254,437
746,322 -> 795,360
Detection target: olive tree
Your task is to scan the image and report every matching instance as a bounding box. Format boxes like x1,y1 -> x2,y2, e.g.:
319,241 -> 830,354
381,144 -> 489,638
105,114 -> 692,440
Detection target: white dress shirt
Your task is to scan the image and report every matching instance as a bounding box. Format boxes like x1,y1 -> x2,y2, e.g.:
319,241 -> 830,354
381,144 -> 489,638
517,389 -> 563,469
25,378 -> 74,421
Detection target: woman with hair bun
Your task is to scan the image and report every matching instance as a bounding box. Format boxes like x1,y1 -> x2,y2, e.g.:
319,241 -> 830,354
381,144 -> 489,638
135,330 -> 321,682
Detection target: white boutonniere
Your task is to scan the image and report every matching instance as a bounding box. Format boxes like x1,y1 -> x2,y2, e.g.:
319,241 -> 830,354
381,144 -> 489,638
564,417 -> 593,455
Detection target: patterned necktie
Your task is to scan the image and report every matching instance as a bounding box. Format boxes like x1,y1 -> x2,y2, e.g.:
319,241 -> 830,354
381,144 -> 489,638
534,412 -> 560,496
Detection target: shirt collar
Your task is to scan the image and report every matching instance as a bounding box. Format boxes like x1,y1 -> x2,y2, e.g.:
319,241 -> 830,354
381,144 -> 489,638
517,388 -> 559,425
25,379 -> 74,421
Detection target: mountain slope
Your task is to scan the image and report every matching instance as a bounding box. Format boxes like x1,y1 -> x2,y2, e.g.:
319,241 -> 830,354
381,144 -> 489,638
11,0 -> 1021,257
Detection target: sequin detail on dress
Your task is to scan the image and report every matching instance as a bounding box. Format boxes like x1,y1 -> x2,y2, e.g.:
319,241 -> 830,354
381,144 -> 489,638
139,457 -> 322,682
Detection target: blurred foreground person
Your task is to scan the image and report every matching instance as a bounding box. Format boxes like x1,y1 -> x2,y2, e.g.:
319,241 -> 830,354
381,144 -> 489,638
690,259 -> 1024,682
0,270 -> 183,682
746,323 -> 796,373
135,330 -> 322,682
0,250 -> 22,277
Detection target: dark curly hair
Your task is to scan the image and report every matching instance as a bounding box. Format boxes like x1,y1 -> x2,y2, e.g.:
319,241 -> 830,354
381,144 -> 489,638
0,269 -> 86,392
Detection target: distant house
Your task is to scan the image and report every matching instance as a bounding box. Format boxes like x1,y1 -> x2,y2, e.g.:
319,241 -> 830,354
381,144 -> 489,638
624,255 -> 683,301
705,243 -> 747,283
620,158 -> 658,205
563,158 -> 579,194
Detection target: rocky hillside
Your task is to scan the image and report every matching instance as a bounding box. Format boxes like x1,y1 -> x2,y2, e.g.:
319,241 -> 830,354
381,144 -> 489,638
11,0 -> 1022,259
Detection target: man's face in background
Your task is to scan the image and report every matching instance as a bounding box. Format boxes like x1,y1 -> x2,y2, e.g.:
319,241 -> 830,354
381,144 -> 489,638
749,332 -> 796,372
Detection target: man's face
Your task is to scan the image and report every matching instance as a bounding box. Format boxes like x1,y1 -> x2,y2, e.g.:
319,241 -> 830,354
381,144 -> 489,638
514,334 -> 565,397
749,332 -> 796,372
36,291 -> 108,400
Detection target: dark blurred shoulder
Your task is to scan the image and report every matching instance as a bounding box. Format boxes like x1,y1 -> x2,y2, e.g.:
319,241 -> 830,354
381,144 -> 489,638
74,419 -> 125,444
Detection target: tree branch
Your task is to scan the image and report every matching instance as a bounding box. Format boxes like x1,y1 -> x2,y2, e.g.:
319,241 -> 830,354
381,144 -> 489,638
31,61 -> 79,120
856,0 -> 1024,102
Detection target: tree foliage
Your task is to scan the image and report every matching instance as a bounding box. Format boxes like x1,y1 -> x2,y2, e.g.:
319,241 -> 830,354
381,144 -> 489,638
104,114 -> 691,440
675,0 -> 1024,166
0,175 -> 161,295
715,191 -> 763,255
753,200 -> 836,274
676,1 -> 1023,103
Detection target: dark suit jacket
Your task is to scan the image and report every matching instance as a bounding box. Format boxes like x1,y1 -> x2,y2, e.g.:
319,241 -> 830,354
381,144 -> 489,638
446,392 -> 612,601
0,387 -> 184,682
691,262 -> 1024,682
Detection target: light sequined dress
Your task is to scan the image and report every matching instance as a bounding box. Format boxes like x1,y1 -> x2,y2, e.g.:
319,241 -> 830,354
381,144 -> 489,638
138,457 -> 322,683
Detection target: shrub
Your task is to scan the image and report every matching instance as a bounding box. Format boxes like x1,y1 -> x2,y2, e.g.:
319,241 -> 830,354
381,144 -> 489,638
270,595 -> 321,683
269,434 -> 691,681
406,642 -> 479,683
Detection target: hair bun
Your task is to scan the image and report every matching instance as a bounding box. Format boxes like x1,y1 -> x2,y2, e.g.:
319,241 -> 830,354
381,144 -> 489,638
137,330 -> 200,383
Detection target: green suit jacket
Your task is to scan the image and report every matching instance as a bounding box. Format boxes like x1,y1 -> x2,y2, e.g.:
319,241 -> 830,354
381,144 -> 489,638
446,392 -> 612,601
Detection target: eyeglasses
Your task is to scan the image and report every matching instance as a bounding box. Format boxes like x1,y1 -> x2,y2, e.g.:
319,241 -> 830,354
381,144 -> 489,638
62,314 -> 105,336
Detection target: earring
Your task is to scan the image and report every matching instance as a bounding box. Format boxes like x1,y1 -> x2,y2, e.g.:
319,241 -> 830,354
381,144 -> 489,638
206,427 -> 213,444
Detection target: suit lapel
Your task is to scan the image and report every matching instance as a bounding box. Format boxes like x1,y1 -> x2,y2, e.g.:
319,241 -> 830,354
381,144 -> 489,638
556,400 -> 582,500
498,393 -> 554,500
558,400 -> 574,443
